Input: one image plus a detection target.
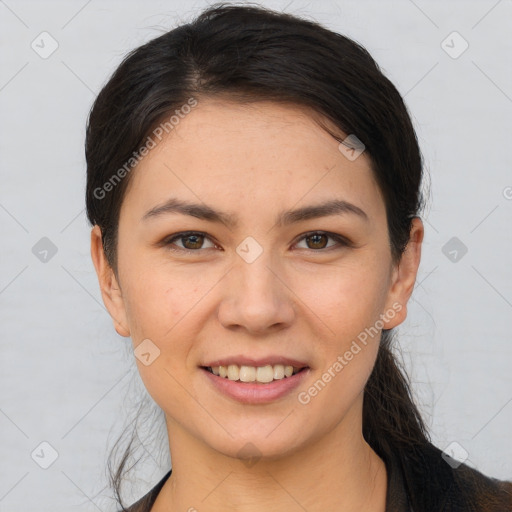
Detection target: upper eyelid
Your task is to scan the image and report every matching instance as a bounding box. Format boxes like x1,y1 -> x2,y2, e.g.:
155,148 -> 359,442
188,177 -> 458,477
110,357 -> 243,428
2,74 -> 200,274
166,231 -> 219,248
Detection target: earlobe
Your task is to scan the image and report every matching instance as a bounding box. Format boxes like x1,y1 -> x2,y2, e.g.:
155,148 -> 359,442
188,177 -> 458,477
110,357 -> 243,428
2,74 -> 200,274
90,225 -> 131,338
382,217 -> 424,330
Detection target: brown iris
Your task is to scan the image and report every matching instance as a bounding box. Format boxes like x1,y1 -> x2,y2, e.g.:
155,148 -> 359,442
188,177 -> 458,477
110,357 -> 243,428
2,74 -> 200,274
305,233 -> 328,249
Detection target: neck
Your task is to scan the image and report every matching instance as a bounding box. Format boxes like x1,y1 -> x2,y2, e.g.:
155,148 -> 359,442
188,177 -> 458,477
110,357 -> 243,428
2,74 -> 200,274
152,400 -> 387,512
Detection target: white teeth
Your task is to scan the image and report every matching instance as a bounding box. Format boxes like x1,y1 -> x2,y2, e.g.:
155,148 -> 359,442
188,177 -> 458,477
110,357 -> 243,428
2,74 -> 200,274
208,363 -> 302,383
273,364 -> 285,380
256,365 -> 274,383
227,365 -> 239,380
239,366 -> 256,382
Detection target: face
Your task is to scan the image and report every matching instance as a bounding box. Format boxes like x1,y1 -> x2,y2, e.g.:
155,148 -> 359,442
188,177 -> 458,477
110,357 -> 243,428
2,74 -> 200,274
91,98 -> 423,462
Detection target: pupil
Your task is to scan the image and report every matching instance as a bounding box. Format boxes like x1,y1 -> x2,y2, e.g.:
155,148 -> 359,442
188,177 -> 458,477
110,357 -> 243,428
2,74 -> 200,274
308,234 -> 327,249
185,234 -> 202,249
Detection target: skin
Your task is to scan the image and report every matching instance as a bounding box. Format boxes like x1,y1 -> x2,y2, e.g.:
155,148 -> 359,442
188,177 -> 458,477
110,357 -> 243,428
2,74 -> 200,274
91,98 -> 423,511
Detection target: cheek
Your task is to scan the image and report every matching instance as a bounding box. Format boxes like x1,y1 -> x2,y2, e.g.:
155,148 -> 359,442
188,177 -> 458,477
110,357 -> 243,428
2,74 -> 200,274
124,273 -> 200,411
122,263 -> 206,341
120,264 -> 214,384
294,262 -> 388,343
292,265 -> 386,404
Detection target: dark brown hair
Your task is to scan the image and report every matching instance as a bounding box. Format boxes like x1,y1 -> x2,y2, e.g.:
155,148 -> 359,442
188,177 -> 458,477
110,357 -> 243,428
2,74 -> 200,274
85,3 -> 511,511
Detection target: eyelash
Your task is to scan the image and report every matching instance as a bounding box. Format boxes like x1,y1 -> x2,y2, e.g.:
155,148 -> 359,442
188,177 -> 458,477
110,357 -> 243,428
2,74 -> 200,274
162,230 -> 352,254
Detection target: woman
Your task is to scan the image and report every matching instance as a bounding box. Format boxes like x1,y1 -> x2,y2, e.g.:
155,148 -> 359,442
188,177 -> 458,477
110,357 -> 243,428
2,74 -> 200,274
86,3 -> 512,511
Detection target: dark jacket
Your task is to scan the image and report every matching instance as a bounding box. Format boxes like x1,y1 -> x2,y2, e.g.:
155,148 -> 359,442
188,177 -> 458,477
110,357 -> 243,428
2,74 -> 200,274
120,441 -> 512,511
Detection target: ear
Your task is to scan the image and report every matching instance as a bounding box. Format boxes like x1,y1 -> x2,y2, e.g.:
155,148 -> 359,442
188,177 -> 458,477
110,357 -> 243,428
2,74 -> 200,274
90,225 -> 131,337
381,217 -> 424,329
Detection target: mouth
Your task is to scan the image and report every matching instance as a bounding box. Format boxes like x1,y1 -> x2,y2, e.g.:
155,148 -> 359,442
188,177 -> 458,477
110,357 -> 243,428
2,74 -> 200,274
201,364 -> 309,384
200,363 -> 311,404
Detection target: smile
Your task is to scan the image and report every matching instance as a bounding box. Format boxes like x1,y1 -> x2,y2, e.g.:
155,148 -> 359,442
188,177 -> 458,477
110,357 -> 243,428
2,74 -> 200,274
204,364 -> 307,383
201,365 -> 310,404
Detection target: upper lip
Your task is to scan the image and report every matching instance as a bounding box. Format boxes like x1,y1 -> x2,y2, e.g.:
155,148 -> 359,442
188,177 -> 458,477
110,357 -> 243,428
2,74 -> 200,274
202,356 -> 309,368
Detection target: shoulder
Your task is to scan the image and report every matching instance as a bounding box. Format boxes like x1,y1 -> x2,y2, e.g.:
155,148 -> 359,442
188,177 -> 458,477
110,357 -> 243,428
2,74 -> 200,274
118,469 -> 172,512
401,442 -> 512,512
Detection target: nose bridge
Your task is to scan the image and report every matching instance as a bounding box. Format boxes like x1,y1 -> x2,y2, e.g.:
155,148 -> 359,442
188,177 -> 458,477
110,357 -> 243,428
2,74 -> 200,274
218,240 -> 295,332
235,241 -> 282,304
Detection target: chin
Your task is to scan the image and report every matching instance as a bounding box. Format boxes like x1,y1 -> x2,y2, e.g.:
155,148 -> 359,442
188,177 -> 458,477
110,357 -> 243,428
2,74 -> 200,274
204,425 -> 307,463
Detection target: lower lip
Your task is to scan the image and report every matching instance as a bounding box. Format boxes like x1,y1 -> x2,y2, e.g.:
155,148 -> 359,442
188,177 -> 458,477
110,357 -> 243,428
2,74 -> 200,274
201,367 -> 310,404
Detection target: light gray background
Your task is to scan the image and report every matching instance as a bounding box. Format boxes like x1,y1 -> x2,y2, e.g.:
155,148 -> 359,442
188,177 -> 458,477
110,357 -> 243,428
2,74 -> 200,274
1,0 -> 511,510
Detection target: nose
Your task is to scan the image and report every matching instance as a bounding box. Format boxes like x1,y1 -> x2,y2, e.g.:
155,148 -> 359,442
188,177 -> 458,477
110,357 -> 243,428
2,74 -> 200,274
217,252 -> 296,335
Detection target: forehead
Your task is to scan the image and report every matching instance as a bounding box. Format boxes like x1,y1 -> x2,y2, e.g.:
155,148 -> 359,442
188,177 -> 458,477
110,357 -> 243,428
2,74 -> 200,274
120,98 -> 385,224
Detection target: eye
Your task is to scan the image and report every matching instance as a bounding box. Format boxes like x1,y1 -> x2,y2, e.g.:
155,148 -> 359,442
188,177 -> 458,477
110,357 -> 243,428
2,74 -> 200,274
294,231 -> 350,251
162,230 -> 350,253
164,231 -> 217,252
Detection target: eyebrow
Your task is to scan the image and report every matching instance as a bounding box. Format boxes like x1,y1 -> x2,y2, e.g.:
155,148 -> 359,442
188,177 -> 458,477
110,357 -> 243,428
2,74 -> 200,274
141,197 -> 369,228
